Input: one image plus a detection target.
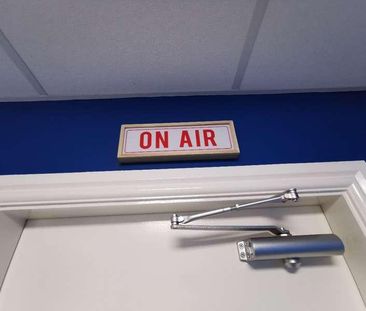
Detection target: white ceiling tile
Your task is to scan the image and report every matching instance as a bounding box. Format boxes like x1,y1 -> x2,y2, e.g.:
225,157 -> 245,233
0,47 -> 38,98
241,0 -> 366,91
0,0 -> 256,96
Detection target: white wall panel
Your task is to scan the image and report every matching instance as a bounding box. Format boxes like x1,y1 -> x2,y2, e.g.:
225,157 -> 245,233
0,48 -> 38,98
0,0 -> 255,96
241,0 -> 366,91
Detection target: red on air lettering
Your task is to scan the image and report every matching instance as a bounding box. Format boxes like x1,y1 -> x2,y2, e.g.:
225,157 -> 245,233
139,131 -> 152,149
179,129 -> 217,148
156,131 -> 169,149
195,130 -> 201,147
138,128 -> 218,150
203,129 -> 217,146
179,130 -> 193,147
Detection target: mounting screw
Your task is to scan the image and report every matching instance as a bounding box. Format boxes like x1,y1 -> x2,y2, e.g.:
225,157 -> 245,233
284,258 -> 301,272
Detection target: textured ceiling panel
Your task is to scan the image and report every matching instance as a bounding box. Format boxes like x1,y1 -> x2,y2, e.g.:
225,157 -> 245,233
0,0 -> 255,96
241,0 -> 366,91
0,47 -> 38,98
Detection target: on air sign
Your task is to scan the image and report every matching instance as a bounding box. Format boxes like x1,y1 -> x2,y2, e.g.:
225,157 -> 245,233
117,121 -> 240,163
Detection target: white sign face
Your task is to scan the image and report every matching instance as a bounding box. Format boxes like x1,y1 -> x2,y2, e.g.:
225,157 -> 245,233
117,121 -> 239,163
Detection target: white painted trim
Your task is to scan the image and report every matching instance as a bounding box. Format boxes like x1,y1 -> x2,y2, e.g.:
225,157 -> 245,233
0,161 -> 365,214
1,160 -> 366,301
0,212 -> 25,289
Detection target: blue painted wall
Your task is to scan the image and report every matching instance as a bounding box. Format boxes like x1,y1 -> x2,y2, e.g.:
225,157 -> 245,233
0,91 -> 365,175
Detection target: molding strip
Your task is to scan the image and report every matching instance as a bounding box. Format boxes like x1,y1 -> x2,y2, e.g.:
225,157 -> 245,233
0,161 -> 365,219
0,29 -> 47,95
232,0 -> 269,90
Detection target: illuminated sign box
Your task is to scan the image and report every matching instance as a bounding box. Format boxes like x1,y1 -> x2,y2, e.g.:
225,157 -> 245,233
117,120 -> 240,163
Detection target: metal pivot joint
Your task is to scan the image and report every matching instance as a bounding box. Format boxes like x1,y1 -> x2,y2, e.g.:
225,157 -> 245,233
170,188 -> 345,271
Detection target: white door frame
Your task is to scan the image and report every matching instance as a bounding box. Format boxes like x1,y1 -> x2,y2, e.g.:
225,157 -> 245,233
1,160 -> 366,300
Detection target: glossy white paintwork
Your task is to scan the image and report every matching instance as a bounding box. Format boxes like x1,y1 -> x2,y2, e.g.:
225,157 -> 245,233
0,212 -> 24,288
0,206 -> 364,311
0,161 -> 365,310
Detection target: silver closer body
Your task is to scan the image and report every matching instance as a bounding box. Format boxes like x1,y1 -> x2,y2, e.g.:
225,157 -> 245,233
238,234 -> 344,261
170,189 -> 345,271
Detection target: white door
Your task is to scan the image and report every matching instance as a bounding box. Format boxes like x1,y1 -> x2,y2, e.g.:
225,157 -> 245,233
0,205 -> 364,311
